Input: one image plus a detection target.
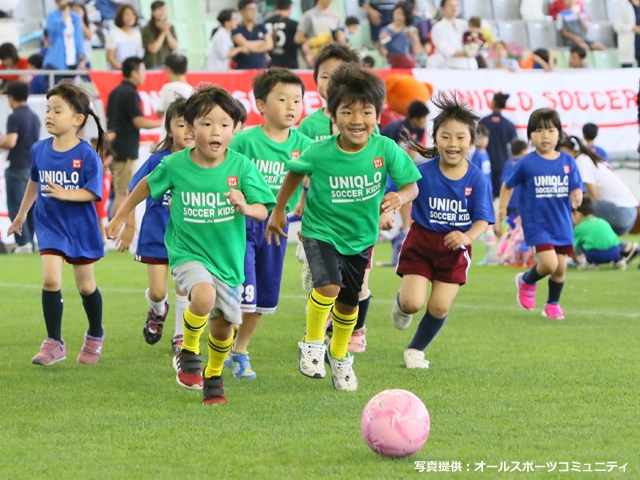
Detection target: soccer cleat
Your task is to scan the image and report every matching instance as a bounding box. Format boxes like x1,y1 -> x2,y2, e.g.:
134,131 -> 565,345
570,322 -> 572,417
515,272 -> 536,310
202,375 -> 227,405
13,242 -> 34,254
31,338 -> 66,366
542,303 -> 565,320
142,302 -> 169,345
326,341 -> 358,391
404,348 -> 430,369
298,340 -> 326,379
172,349 -> 203,390
77,332 -> 104,365
391,299 -> 413,330
171,334 -> 183,355
622,242 -> 640,264
347,327 -> 367,353
225,351 -> 257,379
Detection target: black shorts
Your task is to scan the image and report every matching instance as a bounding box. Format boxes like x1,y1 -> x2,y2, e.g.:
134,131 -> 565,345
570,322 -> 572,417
302,237 -> 370,307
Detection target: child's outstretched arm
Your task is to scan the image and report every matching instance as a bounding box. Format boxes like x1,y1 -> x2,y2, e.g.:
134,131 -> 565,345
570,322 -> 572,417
444,220 -> 489,250
41,181 -> 99,202
497,182 -> 513,227
7,179 -> 39,237
225,189 -> 268,222
116,192 -> 136,253
266,171 -> 305,246
381,182 -> 419,214
106,177 -> 151,239
570,188 -> 583,210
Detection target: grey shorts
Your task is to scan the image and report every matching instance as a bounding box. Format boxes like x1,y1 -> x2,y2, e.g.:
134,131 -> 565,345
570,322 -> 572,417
172,261 -> 243,325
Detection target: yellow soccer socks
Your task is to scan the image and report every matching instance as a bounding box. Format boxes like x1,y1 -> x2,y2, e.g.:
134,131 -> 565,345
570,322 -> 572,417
205,334 -> 233,378
181,307 -> 208,354
330,308 -> 358,359
305,289 -> 337,342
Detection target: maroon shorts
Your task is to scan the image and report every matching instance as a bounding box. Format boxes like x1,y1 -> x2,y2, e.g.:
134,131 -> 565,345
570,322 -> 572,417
135,255 -> 169,265
366,246 -> 374,269
396,223 -> 472,285
534,244 -> 575,255
40,249 -> 100,265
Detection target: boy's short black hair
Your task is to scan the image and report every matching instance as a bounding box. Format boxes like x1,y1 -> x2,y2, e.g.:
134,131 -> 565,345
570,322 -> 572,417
236,98 -> 248,125
575,195 -> 593,216
275,0 -> 292,8
468,16 -> 481,28
0,42 -> 18,63
570,44 -> 587,59
345,16 -> 360,26
252,68 -> 305,102
184,85 -> 243,127
361,55 -> 375,68
511,139 -> 528,156
407,100 -> 429,119
122,57 -> 144,78
238,0 -> 256,11
326,63 -> 385,118
150,1 -> 165,11
582,122 -> 598,141
533,48 -> 550,64
476,123 -> 489,137
492,92 -> 510,110
28,53 -> 44,69
165,53 -> 188,75
313,44 -> 360,84
6,81 -> 29,102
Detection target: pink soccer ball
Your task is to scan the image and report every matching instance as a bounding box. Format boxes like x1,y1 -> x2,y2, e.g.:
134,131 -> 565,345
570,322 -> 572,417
361,389 -> 430,458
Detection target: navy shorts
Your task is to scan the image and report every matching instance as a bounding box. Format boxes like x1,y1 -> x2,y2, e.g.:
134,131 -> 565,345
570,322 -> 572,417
241,216 -> 289,314
584,245 -> 621,265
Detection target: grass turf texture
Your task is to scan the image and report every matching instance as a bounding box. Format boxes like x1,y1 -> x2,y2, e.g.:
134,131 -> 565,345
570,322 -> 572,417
0,241 -> 638,480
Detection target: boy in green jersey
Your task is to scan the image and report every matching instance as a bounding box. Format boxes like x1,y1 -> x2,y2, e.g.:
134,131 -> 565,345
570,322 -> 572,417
266,64 -> 421,391
107,86 -> 276,405
226,69 -> 313,379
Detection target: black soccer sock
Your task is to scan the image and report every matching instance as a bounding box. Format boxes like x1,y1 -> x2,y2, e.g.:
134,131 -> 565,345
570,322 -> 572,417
523,264 -> 544,285
42,289 -> 63,341
354,294 -> 371,331
407,311 -> 447,351
547,279 -> 564,305
81,288 -> 103,338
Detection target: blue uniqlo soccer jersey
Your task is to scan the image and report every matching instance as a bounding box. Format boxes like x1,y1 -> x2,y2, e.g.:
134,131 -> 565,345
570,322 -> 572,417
470,149 -> 493,198
500,158 -> 522,213
505,151 -> 584,246
30,138 -> 104,258
128,148 -> 172,259
411,158 -> 495,233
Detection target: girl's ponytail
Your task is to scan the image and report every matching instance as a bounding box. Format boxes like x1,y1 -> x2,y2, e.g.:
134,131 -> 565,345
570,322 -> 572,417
87,108 -> 108,157
570,135 -> 604,167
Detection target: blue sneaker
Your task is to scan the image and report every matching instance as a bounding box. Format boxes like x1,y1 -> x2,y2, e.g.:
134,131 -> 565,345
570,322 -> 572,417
225,351 -> 257,379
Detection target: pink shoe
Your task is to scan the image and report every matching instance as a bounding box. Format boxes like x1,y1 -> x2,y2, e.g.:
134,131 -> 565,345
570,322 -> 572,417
347,327 -> 367,353
542,303 -> 565,320
32,338 -> 66,366
515,272 -> 536,311
77,332 -> 104,365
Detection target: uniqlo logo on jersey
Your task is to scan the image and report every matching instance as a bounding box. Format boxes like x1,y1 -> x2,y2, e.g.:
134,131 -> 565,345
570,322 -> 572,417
564,165 -> 570,174
465,187 -> 473,196
228,176 -> 238,187
291,150 -> 301,160
72,159 -> 82,169
373,157 -> 384,169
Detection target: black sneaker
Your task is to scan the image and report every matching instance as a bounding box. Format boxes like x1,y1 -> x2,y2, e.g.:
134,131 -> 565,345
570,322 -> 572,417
622,242 -> 640,264
203,375 -> 226,405
142,302 -> 169,345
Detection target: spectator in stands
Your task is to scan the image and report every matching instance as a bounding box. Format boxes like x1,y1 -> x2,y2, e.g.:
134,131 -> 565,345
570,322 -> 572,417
141,1 -> 178,69
519,47 -> 555,71
488,40 -> 519,71
71,2 -> 95,68
106,57 -> 163,217
27,54 -> 49,94
557,0 -> 605,51
378,1 -> 421,68
479,92 -> 517,197
295,0 -> 344,65
428,0 -> 477,69
416,36 -> 434,67
0,43 -> 31,87
232,0 -> 273,70
0,81 -> 41,254
380,100 -> 429,147
43,0 -> 86,72
548,0 -> 584,20
362,55 -> 376,68
265,0 -> 300,69
106,4 -> 143,70
582,123 -> 610,163
95,0 -> 119,23
207,9 -> 247,71
568,44 -> 592,68
300,18 -> 357,64
613,0 -> 640,68
360,0 -> 397,44
157,53 -> 193,117
520,0 -> 545,20
462,17 -> 486,68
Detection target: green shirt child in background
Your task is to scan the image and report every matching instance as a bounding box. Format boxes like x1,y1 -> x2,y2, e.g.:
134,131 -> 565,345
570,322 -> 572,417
107,86 -> 276,406
267,64 -> 421,392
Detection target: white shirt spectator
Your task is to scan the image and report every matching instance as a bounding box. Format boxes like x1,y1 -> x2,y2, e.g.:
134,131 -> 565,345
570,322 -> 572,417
612,0 -> 638,66
207,27 -> 234,71
63,15 -> 77,67
429,18 -> 477,69
158,81 -> 194,114
575,154 -> 639,208
105,26 -> 143,69
298,6 -> 343,38
520,0 -> 546,20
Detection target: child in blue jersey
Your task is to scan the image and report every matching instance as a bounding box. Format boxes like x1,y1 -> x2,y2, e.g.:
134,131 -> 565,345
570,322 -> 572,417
471,124 -> 493,198
390,94 -> 495,369
498,109 -> 584,321
116,99 -> 193,354
8,82 -> 108,366
499,139 -> 529,226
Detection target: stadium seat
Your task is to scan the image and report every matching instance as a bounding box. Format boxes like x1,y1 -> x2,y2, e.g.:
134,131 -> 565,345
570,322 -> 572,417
203,20 -> 218,42
461,0 -> 493,20
554,49 -> 569,68
589,22 -> 616,48
592,49 -> 620,68
171,0 -> 205,21
497,21 -> 529,48
526,20 -> 560,50
174,21 -> 208,51
491,0 -> 520,21
138,0 -> 156,17
186,49 -> 208,71
349,19 -> 372,49
90,49 -> 108,71
582,0 -> 608,21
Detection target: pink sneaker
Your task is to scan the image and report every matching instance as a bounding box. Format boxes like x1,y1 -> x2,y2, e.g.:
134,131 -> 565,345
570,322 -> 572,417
32,338 -> 66,366
515,272 -> 536,310
347,327 -> 367,353
542,303 -> 565,320
77,333 -> 104,365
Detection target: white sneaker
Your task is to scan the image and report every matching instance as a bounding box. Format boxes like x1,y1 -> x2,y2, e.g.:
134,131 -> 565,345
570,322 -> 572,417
327,342 -> 358,391
298,340 -> 326,379
391,298 -> 413,330
404,349 -> 430,369
13,243 -> 33,254
614,259 -> 627,270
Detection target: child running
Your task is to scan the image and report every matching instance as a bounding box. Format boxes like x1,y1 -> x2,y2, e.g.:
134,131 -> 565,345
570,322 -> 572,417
106,86 -> 275,405
498,109 -> 584,320
8,81 -> 108,366
266,64 -> 421,391
226,69 -> 312,379
390,94 -> 495,369
116,98 -> 194,353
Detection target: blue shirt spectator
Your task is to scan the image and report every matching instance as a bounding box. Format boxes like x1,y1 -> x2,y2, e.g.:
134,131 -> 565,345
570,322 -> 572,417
43,5 -> 85,70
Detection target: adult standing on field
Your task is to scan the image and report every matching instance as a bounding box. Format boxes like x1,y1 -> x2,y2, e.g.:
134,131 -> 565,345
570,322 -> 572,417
141,1 -> 178,69
265,0 -> 299,69
232,0 -> 273,70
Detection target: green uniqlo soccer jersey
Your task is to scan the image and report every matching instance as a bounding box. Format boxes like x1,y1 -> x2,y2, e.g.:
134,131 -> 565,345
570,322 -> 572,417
287,134 -> 421,255
229,126 -> 312,213
147,148 -> 276,286
574,216 -> 620,252
297,108 -> 379,142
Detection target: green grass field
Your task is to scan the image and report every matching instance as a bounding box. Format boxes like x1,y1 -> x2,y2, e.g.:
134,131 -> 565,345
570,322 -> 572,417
1,242 -> 638,479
